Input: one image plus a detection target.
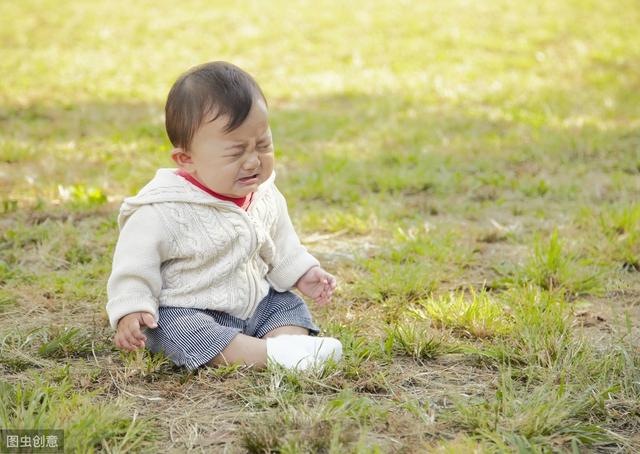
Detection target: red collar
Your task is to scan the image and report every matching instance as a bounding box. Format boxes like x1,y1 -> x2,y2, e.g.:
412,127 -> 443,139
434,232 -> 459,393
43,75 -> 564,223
175,169 -> 253,209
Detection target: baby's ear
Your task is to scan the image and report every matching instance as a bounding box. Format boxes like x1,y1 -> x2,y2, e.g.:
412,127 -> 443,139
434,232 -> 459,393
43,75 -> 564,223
171,148 -> 193,168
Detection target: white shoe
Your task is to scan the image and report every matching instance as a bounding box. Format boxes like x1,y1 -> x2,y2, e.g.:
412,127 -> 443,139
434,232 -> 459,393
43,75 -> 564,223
266,335 -> 343,371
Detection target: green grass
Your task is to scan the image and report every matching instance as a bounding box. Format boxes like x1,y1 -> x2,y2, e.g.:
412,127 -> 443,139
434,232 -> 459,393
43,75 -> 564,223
493,229 -> 605,296
1,0 -> 640,451
411,288 -> 513,338
386,319 -> 459,361
450,366 -> 626,452
240,390 -> 389,452
0,371 -> 158,452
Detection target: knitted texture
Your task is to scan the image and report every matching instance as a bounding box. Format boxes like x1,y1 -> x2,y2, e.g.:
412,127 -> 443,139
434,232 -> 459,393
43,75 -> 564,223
106,169 -> 319,329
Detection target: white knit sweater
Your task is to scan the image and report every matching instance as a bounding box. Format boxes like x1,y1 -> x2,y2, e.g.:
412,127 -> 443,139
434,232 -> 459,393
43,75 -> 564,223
106,169 -> 319,329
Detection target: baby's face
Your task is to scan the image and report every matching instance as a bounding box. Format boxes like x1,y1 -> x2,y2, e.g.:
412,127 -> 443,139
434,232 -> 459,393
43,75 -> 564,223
176,98 -> 274,198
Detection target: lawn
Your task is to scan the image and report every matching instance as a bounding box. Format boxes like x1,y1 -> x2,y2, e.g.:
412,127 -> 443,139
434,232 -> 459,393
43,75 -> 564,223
1,0 -> 639,452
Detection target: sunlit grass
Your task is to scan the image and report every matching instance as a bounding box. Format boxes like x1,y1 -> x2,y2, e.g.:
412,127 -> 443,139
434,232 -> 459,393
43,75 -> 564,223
494,229 -> 604,296
2,0 -> 639,208
386,319 -> 459,361
599,203 -> 640,271
451,366 -> 627,452
300,208 -> 376,235
411,289 -> 513,338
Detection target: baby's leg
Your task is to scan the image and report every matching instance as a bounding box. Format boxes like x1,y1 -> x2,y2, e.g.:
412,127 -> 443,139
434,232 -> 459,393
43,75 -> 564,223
247,290 -> 320,339
207,325 -> 312,367
206,330 -> 339,371
207,333 -> 267,368
204,290 -> 340,371
205,318 -> 309,368
263,325 -> 310,338
145,306 -> 255,371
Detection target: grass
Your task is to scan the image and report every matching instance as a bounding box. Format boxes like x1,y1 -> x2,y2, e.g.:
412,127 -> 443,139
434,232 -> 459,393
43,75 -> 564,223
1,0 -> 640,451
411,288 -> 513,338
386,319 -> 458,361
450,367 -> 625,452
240,390 -> 389,452
599,204 -> 640,272
0,371 -> 158,452
493,229 -> 605,297
449,329 -> 640,451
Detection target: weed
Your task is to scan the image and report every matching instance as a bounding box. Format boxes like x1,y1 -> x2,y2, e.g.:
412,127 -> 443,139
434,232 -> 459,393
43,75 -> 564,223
0,328 -> 43,351
57,184 -> 108,207
601,204 -> 640,237
0,288 -> 17,312
0,374 -> 158,452
519,177 -> 551,198
346,258 -> 437,306
430,435 -> 486,453
322,321 -> 392,381
346,225 -> 476,304
496,230 -> 603,296
0,261 -> 17,285
385,319 -> 458,361
301,209 -> 375,235
466,287 -> 573,370
118,348 -> 173,381
411,288 -> 512,338
600,204 -> 640,271
0,351 -> 46,373
38,327 -> 94,359
449,366 -> 626,452
198,362 -> 245,380
240,390 -> 388,453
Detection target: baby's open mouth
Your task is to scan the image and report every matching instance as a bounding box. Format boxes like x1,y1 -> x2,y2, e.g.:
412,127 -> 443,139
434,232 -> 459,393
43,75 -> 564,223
239,174 -> 259,182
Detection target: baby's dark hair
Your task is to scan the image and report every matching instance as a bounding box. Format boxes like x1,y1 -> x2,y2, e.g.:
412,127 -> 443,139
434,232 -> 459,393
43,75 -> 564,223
165,61 -> 267,151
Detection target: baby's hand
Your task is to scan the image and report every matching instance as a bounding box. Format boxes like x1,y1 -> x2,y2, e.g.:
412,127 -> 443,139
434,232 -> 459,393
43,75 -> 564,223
114,312 -> 157,351
296,266 -> 337,305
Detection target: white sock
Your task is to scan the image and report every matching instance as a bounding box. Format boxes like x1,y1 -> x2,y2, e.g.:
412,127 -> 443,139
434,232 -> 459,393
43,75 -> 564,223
266,335 -> 343,371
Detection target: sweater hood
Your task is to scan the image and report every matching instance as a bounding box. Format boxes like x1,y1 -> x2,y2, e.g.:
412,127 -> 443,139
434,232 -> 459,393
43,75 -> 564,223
118,168 -> 276,228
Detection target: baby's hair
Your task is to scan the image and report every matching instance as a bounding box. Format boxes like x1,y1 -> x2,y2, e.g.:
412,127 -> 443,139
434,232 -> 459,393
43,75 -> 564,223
165,61 -> 267,151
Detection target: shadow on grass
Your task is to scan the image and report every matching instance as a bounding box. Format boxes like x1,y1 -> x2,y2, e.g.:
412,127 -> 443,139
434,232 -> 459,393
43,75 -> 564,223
1,90 -> 637,209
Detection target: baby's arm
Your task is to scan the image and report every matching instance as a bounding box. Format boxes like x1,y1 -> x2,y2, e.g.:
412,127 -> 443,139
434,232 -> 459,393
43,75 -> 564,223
266,187 -> 336,303
266,187 -> 320,291
106,205 -> 169,346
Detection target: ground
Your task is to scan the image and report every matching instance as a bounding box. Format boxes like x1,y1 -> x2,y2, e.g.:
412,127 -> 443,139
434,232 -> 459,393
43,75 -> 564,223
1,0 -> 639,452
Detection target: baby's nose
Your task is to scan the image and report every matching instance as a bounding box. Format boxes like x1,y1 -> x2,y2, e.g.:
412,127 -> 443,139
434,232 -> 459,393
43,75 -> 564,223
243,151 -> 260,169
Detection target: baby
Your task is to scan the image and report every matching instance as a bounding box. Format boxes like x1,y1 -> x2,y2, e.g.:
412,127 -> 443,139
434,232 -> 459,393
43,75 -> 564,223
106,61 -> 342,371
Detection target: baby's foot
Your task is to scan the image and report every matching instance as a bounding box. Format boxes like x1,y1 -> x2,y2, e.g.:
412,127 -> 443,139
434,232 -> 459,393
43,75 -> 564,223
266,334 -> 343,371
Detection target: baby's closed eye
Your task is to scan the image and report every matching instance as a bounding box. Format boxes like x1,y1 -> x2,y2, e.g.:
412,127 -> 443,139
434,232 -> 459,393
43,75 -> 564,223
257,142 -> 272,152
